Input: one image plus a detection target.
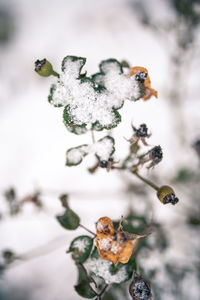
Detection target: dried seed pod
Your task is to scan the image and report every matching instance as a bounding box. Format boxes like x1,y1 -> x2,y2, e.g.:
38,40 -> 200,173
157,185 -> 179,205
147,145 -> 163,169
135,124 -> 149,138
129,272 -> 152,300
126,124 -> 151,154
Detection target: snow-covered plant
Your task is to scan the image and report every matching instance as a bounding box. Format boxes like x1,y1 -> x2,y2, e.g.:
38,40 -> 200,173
34,55 -> 179,299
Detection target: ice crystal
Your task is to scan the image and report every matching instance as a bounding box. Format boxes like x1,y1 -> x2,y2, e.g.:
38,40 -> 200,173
49,56 -> 144,132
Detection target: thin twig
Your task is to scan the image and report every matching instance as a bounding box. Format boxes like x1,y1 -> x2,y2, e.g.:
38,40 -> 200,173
131,171 -> 159,191
79,223 -> 96,237
97,284 -> 109,299
91,129 -> 96,144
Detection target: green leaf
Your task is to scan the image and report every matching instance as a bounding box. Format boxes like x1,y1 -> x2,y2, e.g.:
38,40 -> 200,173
87,247 -> 136,284
68,236 -> 93,263
66,145 -> 89,166
74,264 -> 96,299
56,207 -> 80,230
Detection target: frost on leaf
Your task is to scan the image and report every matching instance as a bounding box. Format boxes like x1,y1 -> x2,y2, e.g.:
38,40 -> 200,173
96,217 -> 150,264
68,235 -> 93,264
85,247 -> 135,285
48,56 -> 145,133
66,136 -> 115,166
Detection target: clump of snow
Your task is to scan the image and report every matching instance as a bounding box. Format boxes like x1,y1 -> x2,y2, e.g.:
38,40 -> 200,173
98,60 -> 143,106
66,136 -> 114,165
72,238 -> 91,252
66,145 -> 89,165
93,136 -> 114,160
85,257 -> 129,284
50,56 -> 144,129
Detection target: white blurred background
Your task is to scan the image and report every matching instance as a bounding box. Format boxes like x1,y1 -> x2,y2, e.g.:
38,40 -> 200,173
0,0 -> 200,299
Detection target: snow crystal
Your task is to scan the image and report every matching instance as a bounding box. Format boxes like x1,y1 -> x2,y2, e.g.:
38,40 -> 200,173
50,56 -> 144,128
73,238 -> 90,252
85,257 -> 128,284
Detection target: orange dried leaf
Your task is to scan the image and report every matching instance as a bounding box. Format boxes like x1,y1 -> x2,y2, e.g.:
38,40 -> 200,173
96,217 -> 148,264
129,66 -> 158,101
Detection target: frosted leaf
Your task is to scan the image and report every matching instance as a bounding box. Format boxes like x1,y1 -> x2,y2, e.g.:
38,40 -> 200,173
73,238 -> 91,252
66,145 -> 89,166
66,136 -> 115,167
64,124 -> 87,135
68,235 -> 93,264
49,56 -> 145,132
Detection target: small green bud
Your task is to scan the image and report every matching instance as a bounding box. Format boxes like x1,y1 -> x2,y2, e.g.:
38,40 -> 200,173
34,59 -> 59,77
157,185 -> 179,205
